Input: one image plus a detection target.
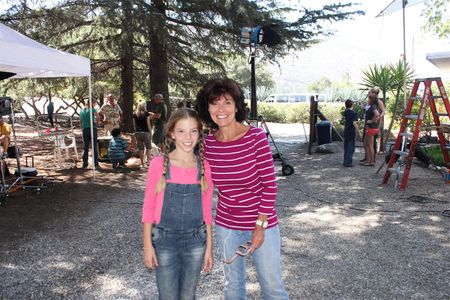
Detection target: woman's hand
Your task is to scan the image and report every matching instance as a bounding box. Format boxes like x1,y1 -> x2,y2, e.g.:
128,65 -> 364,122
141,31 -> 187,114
144,246 -> 158,270
250,227 -> 265,253
202,247 -> 213,272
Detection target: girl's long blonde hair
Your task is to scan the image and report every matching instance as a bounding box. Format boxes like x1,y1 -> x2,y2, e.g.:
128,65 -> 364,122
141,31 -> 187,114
135,101 -> 147,118
155,108 -> 207,193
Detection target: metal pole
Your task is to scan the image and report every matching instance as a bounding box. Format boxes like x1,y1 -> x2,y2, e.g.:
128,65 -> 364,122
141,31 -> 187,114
402,0 -> 408,108
88,74 -> 95,180
250,47 -> 257,120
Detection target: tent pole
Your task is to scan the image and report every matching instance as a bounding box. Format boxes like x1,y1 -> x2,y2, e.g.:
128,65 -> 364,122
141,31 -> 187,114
88,74 -> 95,180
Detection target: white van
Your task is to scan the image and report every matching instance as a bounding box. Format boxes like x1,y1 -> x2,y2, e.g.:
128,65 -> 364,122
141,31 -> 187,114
263,93 -> 327,103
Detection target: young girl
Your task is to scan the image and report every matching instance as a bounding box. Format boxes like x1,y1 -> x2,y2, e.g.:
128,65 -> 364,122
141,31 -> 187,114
142,108 -> 213,300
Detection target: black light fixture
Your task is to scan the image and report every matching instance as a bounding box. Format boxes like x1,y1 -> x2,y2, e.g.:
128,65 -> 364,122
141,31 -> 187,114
239,25 -> 281,47
239,25 -> 281,119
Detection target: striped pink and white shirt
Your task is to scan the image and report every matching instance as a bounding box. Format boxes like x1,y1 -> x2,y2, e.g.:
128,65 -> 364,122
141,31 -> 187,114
204,126 -> 278,230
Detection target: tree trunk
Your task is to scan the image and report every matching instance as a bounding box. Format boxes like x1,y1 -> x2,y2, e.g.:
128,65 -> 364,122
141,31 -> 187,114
148,0 -> 170,115
120,0 -> 134,132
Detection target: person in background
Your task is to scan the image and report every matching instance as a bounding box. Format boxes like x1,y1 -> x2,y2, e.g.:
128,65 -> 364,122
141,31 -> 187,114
79,99 -> 100,169
108,127 -> 132,169
196,78 -> 289,300
0,116 -> 11,156
361,94 -> 381,166
133,101 -> 154,168
147,93 -> 167,150
98,94 -> 123,136
142,108 -> 213,300
343,99 -> 361,167
361,87 -> 385,163
47,99 -> 54,127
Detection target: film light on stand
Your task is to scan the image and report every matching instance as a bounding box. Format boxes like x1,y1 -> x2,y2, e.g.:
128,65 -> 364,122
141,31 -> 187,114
239,25 -> 280,47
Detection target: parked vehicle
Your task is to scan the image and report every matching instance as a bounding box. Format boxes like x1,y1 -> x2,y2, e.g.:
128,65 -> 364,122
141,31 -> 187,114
263,93 -> 327,103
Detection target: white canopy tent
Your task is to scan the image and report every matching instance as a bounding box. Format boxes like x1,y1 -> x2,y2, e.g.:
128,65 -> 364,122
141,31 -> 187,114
0,22 -> 97,178
426,52 -> 450,73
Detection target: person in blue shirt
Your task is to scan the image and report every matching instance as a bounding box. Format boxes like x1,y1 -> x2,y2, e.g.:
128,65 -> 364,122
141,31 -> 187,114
108,127 -> 132,169
343,99 -> 361,167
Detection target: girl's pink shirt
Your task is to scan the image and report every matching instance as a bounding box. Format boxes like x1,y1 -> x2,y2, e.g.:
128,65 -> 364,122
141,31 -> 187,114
142,155 -> 214,225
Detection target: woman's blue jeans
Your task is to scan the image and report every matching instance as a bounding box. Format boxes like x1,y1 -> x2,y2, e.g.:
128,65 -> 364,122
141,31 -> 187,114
216,225 -> 289,300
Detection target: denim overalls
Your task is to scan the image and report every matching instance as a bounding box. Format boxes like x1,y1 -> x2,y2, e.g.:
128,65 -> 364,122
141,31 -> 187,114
152,158 -> 207,300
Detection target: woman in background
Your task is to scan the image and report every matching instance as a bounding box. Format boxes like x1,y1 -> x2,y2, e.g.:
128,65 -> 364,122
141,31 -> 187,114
133,101 -> 153,167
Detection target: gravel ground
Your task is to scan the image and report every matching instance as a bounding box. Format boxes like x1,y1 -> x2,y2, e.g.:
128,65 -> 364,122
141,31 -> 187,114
0,122 -> 449,299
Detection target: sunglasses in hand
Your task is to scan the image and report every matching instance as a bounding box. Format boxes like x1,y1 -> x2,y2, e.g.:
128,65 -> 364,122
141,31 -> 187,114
223,241 -> 252,264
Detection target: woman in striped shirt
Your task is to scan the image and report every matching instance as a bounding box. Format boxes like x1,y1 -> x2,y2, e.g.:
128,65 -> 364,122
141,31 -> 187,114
196,78 -> 289,300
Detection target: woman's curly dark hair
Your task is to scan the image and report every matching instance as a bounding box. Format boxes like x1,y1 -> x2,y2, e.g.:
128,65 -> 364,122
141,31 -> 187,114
195,78 -> 248,129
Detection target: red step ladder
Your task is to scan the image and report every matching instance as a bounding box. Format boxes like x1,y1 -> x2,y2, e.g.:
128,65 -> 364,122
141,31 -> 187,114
382,77 -> 450,190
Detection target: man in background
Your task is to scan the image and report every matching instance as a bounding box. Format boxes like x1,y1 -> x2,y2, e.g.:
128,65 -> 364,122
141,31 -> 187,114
98,94 -> 123,136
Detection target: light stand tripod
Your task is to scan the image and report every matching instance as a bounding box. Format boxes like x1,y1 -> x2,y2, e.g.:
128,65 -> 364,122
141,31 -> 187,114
245,46 -> 294,176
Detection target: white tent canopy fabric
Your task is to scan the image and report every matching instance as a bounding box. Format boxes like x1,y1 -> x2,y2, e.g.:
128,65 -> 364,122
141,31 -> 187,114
0,22 -> 96,178
0,22 -> 90,78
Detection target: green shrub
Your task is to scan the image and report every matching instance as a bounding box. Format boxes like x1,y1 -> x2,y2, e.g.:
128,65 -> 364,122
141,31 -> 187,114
423,145 -> 446,166
255,102 -> 342,124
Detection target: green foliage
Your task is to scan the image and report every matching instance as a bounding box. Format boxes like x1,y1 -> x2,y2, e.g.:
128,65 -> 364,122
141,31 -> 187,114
422,0 -> 450,39
257,102 -> 341,124
423,145 -> 446,166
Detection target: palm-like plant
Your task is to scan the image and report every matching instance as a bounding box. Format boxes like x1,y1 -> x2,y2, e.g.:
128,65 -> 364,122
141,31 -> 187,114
360,64 -> 394,151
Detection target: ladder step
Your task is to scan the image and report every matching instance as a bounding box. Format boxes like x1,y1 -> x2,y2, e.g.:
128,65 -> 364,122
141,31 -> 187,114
404,115 -> 418,119
435,113 -> 449,117
394,150 -> 409,156
432,95 -> 443,99
399,132 -> 414,138
410,96 -> 421,101
388,168 -> 404,175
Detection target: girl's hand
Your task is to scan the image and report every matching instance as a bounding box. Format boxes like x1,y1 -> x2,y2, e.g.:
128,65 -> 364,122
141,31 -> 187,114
144,247 -> 158,270
249,227 -> 265,253
202,248 -> 213,272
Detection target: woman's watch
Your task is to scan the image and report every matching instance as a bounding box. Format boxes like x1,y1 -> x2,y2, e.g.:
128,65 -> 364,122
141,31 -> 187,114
255,219 -> 268,229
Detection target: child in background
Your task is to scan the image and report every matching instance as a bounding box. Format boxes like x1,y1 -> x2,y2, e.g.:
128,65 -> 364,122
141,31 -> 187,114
108,128 -> 132,169
142,108 -> 213,300
343,99 -> 361,167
